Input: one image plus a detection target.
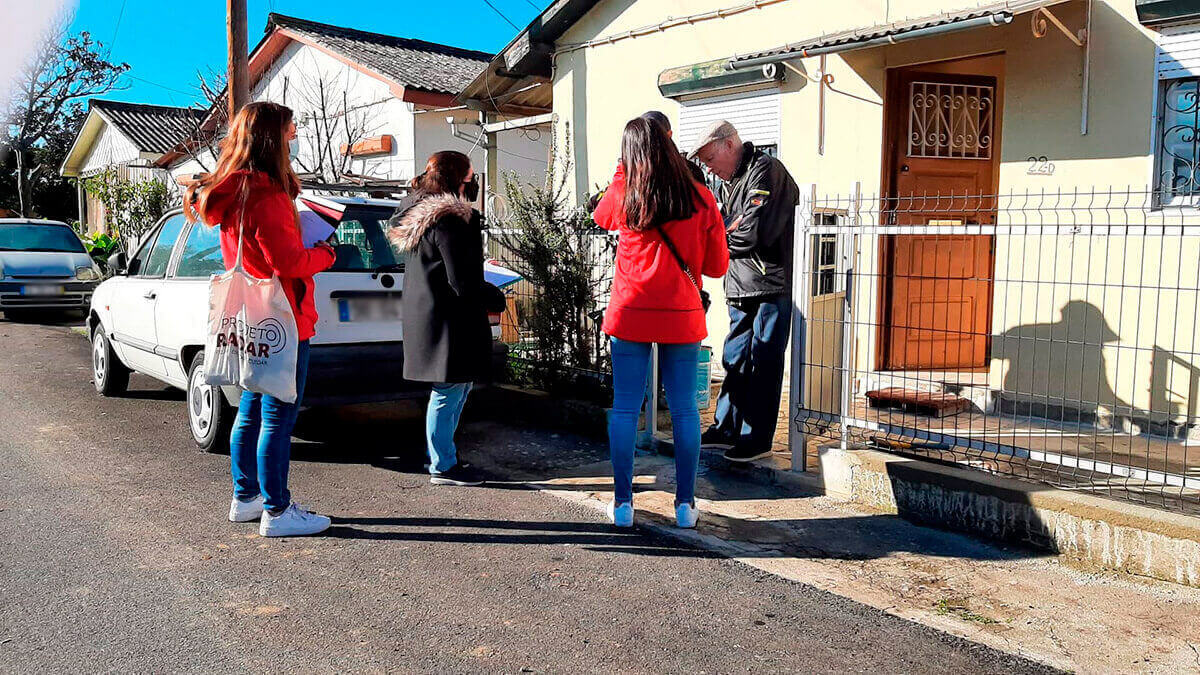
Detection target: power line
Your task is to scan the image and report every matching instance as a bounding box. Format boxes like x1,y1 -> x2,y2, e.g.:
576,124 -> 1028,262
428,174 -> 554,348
127,75 -> 202,98
520,0 -> 540,9
106,0 -> 129,56
480,0 -> 520,30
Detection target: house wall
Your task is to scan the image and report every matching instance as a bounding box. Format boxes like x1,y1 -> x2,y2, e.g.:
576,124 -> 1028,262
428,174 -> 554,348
552,0 -> 1192,423
172,41 -> 550,193
412,109 -> 550,213
254,41 -> 416,181
78,123 -> 170,234
79,122 -> 140,176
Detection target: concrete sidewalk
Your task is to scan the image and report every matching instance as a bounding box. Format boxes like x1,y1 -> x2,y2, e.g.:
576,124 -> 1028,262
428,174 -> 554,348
457,421 -> 1200,675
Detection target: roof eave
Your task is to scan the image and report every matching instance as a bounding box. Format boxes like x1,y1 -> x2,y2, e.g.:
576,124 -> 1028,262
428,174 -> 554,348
59,107 -> 113,178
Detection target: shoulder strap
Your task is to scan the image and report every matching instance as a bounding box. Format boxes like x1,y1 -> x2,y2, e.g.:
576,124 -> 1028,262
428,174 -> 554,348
656,224 -> 704,304
230,175 -> 252,272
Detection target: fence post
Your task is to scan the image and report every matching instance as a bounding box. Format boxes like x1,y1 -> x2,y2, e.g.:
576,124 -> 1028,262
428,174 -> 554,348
839,183 -> 860,452
790,185 -> 817,471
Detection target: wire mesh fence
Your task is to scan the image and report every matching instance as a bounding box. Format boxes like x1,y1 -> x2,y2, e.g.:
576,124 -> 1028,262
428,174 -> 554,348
482,228 -> 617,397
793,186 -> 1200,515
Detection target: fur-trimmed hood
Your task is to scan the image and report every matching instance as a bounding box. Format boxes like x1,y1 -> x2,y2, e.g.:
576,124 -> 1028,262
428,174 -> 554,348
387,193 -> 476,251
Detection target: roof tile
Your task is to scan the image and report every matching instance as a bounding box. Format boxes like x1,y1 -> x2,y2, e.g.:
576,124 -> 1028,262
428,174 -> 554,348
268,14 -> 492,95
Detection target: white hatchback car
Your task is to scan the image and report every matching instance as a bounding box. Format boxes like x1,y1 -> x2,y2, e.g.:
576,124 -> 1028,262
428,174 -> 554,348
88,195 -> 508,452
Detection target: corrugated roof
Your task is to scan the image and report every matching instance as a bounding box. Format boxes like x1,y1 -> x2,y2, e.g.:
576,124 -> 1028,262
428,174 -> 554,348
268,13 -> 493,95
731,0 -> 1068,64
91,100 -> 206,154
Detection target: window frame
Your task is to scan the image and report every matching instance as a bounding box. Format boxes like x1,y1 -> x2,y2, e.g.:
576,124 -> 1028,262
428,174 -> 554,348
126,221 -> 164,277
167,219 -> 226,280
326,205 -> 405,273
1152,76 -> 1200,207
134,213 -> 187,279
1151,24 -> 1200,208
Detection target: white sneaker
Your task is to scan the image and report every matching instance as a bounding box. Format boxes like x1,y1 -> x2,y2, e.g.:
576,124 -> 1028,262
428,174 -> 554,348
259,502 -> 331,537
607,500 -> 634,527
675,502 -> 699,529
229,495 -> 264,522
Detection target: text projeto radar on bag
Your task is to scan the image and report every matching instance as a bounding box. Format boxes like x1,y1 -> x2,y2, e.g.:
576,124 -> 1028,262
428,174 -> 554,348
214,316 -> 290,361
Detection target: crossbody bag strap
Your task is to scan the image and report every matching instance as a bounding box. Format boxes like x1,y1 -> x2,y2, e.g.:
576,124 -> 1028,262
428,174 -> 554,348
655,224 -> 704,305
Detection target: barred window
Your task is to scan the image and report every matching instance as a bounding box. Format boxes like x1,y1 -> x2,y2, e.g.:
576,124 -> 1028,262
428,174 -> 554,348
1156,77 -> 1200,204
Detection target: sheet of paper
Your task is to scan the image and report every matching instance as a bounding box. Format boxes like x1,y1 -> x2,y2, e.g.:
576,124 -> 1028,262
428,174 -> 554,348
298,209 -> 336,248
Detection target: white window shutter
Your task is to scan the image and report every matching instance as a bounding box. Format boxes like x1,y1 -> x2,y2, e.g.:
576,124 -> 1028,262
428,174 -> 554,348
1157,23 -> 1200,80
677,89 -> 781,155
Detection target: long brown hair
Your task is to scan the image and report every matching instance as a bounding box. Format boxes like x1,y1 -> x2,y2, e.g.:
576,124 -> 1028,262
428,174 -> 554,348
184,101 -> 301,224
413,150 -> 472,197
621,116 -> 698,232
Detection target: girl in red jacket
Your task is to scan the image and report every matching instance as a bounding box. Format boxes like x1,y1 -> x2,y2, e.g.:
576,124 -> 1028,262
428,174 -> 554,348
593,117 -> 729,528
185,101 -> 336,538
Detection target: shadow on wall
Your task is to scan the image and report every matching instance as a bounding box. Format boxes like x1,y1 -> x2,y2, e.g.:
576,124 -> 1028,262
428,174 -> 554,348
990,300 -> 1198,438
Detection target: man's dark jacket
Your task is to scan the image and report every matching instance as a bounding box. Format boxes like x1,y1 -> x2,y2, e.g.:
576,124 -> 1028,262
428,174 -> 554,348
718,142 -> 800,299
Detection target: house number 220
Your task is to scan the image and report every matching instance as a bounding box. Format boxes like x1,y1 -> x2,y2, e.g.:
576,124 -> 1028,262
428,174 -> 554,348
1027,156 -> 1055,176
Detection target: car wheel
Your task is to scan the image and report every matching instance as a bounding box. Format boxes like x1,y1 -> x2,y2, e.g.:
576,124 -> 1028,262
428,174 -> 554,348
187,352 -> 232,454
92,325 -> 130,396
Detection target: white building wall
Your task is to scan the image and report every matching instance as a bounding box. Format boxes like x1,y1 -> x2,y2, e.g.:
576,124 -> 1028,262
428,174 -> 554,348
412,110 -> 548,183
79,122 -> 141,177
254,41 -> 417,182
165,39 -> 549,191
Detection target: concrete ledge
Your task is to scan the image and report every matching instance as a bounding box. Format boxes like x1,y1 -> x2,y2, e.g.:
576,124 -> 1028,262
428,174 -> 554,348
820,446 -> 1200,587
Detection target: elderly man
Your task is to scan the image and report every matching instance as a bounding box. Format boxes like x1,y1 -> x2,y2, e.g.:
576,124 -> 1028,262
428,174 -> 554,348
689,120 -> 799,462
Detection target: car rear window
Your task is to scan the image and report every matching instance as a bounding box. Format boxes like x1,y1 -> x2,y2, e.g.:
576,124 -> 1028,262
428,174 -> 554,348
0,223 -> 86,253
329,206 -> 404,272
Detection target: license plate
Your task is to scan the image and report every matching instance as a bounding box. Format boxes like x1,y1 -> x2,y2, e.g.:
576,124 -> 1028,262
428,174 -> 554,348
338,297 -> 402,322
21,285 -> 64,296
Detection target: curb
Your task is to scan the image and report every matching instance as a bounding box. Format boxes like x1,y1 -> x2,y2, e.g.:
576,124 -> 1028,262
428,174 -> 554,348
516,477 -> 1069,674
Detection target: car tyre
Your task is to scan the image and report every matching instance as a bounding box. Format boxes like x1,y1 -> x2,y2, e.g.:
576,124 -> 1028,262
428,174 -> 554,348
92,324 -> 130,396
187,352 -> 233,454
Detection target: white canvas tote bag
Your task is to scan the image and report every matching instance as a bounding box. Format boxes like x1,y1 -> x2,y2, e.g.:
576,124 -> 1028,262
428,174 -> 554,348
204,194 -> 300,402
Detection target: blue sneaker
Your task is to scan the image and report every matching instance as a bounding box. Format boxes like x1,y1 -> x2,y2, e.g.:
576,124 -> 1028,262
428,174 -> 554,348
676,502 -> 699,529
607,500 -> 633,527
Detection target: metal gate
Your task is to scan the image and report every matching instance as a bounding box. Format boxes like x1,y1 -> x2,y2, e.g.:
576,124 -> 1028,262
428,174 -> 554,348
789,185 -> 1200,515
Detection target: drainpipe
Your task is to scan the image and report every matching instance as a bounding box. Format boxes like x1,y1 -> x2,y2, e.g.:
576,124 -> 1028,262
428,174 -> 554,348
726,12 -> 1013,71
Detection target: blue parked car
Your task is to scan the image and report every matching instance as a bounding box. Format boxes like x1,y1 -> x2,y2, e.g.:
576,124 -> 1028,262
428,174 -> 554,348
0,219 -> 101,320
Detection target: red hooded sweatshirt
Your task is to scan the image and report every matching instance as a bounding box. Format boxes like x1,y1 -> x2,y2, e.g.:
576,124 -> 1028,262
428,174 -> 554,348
593,163 -> 729,344
200,170 -> 335,341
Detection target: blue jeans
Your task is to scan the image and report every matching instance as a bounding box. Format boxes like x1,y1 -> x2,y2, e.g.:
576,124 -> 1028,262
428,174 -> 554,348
230,340 -> 310,513
609,338 -> 701,507
427,382 -> 473,474
713,295 -> 792,450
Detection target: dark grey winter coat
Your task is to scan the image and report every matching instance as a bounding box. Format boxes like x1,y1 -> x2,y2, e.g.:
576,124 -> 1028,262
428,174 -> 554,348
387,193 -> 492,384
718,142 -> 800,299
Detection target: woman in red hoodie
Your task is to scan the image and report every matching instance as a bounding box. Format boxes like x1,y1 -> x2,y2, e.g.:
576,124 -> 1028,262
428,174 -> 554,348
185,101 -> 336,538
593,117 -> 729,529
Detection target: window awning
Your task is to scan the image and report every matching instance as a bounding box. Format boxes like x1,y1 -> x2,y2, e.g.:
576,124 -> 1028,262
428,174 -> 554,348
727,0 -> 1072,70
1137,0 -> 1200,27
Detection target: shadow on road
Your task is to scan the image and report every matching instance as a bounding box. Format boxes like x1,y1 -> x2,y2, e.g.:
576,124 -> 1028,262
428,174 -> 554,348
325,516 -> 723,558
0,311 -> 85,327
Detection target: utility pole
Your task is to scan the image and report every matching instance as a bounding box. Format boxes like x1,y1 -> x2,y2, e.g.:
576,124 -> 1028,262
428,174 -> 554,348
227,0 -> 249,116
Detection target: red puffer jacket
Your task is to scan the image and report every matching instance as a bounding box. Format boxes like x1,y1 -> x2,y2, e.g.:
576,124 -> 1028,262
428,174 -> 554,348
201,170 -> 335,341
593,163 -> 729,344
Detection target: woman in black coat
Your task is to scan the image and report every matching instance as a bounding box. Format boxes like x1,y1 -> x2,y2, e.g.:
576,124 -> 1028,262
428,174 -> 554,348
388,151 -> 492,487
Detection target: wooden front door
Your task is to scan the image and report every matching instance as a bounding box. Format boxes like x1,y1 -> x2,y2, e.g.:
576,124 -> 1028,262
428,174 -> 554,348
881,56 -> 1003,371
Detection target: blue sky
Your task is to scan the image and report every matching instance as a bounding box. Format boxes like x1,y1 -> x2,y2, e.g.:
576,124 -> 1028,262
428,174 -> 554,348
67,0 -> 544,109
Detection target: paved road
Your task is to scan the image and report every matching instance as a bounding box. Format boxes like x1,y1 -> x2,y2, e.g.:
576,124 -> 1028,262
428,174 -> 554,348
0,319 -> 1056,673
